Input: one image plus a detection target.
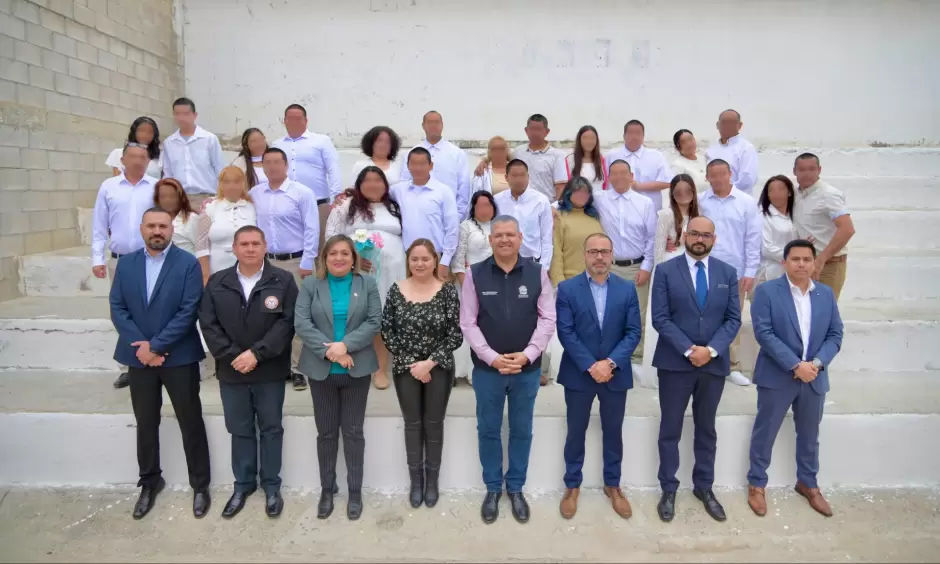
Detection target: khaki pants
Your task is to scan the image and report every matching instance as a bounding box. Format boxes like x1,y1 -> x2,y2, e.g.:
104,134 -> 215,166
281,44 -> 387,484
820,257 -> 847,301
317,202 -> 330,251
610,263 -> 649,364
106,258 -> 127,372
728,286 -> 747,372
270,256 -> 304,373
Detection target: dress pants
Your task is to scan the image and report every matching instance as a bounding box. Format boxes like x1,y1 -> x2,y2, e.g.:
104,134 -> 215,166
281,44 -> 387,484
472,366 -> 541,493
563,385 -> 628,489
128,363 -> 210,490
309,372 -> 370,492
748,382 -> 826,489
728,286 -> 748,372
819,258 -> 847,301
219,380 -> 286,495
657,368 -> 726,492
393,365 -> 455,472
270,256 -> 303,373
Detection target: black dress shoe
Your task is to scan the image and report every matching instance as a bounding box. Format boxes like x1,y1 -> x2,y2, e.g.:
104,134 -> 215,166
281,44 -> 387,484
347,491 -> 363,521
193,490 -> 211,518
317,484 -> 339,519
408,466 -> 425,508
132,478 -> 165,520
424,466 -> 440,508
113,372 -> 130,389
265,492 -> 284,518
291,373 -> 307,391
508,492 -> 530,523
693,488 -> 727,522
657,491 -> 676,523
221,490 -> 253,519
481,492 -> 501,524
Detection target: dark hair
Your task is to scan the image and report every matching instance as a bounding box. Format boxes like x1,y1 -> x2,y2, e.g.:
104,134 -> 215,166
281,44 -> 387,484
526,113 -> 548,128
234,225 -> 265,243
317,234 -> 360,279
758,175 -> 795,217
142,206 -> 171,220
669,174 -> 700,243
706,158 -> 731,172
237,128 -> 267,187
128,116 -> 161,161
624,119 -> 645,133
795,152 -> 820,166
583,232 -> 613,250
468,190 -> 498,233
284,103 -> 307,117
348,166 -> 402,225
572,125 -> 603,182
360,126 -> 401,161
506,158 -> 529,174
557,176 -> 599,219
608,159 -> 632,172
405,238 -> 441,279
407,146 -> 432,164
784,239 -> 817,259
672,128 -> 693,151
122,142 -> 149,156
263,147 -> 288,163
153,177 -> 194,223
172,97 -> 195,112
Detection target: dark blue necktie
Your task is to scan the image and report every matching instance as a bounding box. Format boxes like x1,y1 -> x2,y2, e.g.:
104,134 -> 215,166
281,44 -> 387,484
695,261 -> 708,309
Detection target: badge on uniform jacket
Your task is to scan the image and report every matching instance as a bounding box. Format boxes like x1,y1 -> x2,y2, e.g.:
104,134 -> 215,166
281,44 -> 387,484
263,295 -> 282,312
518,285 -> 529,298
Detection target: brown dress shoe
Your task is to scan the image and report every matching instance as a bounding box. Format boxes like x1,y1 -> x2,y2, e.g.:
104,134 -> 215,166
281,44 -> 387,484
795,481 -> 833,517
747,485 -> 767,516
559,488 -> 579,519
603,486 -> 633,519
373,370 -> 389,390
540,374 -> 550,386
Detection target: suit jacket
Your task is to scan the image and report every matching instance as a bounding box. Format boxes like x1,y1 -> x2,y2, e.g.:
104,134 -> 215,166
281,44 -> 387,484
294,273 -> 382,380
555,273 -> 642,392
651,254 -> 741,376
750,275 -> 843,394
109,245 -> 205,368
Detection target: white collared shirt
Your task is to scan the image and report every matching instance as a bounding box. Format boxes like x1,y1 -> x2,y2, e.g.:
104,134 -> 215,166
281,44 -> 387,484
685,253 -> 710,290
604,145 -> 672,213
91,173 -> 160,266
390,177 -> 459,265
161,125 -> 225,195
493,187 -> 554,268
792,179 -> 850,257
704,134 -> 759,195
594,188 -> 657,271
237,263 -> 264,301
759,205 -> 797,282
787,275 -> 816,361
512,143 -> 567,202
698,186 -> 762,278
248,179 -> 320,271
272,131 -> 343,201
400,139 -> 471,219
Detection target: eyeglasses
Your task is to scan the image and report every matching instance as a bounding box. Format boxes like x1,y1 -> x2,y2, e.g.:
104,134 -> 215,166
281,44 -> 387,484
125,142 -> 146,149
586,249 -> 612,257
687,230 -> 715,241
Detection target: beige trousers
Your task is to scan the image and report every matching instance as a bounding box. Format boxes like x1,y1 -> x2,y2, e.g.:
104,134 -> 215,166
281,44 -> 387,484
106,258 -> 126,372
317,202 -> 330,251
728,286 -> 747,372
610,263 -> 649,364
820,257 -> 847,301
270,256 -> 304,373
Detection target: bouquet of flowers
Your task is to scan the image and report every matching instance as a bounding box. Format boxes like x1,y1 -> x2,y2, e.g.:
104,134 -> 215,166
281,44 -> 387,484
353,229 -> 383,276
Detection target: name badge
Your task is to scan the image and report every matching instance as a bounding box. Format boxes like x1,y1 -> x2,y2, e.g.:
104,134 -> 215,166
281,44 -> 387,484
518,285 -> 529,298
262,294 -> 283,313
482,291 -> 498,296
717,283 -> 730,289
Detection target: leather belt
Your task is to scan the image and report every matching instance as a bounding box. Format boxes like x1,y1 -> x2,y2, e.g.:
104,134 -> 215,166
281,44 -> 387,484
316,198 -> 330,205
266,251 -> 303,261
110,252 -> 124,259
614,257 -> 644,267
825,255 -> 847,264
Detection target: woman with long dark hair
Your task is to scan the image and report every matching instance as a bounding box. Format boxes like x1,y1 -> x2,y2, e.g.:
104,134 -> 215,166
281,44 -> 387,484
106,116 -> 163,178
324,166 -> 406,390
153,177 -> 199,254
756,175 -> 797,285
564,126 -> 607,194
550,176 -> 603,285
231,127 -> 269,187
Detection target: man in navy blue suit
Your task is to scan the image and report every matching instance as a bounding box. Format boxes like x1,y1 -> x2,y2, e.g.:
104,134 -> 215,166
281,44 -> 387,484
555,233 -> 641,520
746,239 -> 843,518
651,216 -> 741,523
110,207 -> 211,520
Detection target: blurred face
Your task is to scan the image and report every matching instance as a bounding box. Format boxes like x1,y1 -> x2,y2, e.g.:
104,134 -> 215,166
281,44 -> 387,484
672,180 -> 695,206
284,108 -> 308,138
407,153 -> 432,182
507,164 -> 529,191
767,179 -> 791,210
172,103 -> 196,131
569,187 -> 590,208
525,119 -> 549,145
220,173 -> 245,202
372,131 -> 392,160
685,218 -> 716,258
624,124 -> 644,152
262,152 -> 288,183
793,158 -> 821,188
247,131 -> 267,157
408,245 -> 437,279
140,211 -> 172,251
784,246 -> 815,283
422,112 -> 443,141
584,236 -> 613,277
326,242 -> 355,277
134,122 -> 155,145
157,184 -> 181,214
717,110 -> 741,141
608,162 -> 634,191
359,171 -> 387,202
677,131 -> 697,157
579,129 -> 598,154
233,230 -> 266,267
489,220 -> 522,259
473,196 -> 496,222
488,139 -> 510,166
121,146 -> 149,177
705,162 -> 732,191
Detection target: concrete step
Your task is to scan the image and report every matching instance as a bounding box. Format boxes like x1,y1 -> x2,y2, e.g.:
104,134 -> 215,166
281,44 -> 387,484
0,369 -> 937,490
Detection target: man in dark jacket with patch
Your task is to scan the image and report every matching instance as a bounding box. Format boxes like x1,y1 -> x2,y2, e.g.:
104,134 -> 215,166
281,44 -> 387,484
199,225 -> 299,519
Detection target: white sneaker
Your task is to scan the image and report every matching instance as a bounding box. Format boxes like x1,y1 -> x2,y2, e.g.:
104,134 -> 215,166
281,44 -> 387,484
726,371 -> 751,386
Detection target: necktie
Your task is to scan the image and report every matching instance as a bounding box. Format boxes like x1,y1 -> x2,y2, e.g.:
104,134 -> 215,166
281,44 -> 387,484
695,261 -> 708,309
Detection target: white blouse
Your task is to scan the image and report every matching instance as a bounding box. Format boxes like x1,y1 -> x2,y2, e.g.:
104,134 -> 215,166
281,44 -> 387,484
172,212 -> 200,255
195,199 -> 257,273
451,219 -> 492,273
759,205 -> 797,283
565,154 -> 605,194
106,148 -> 163,179
350,158 -> 403,187
671,154 -> 709,193
231,155 -> 268,186
654,208 -> 690,266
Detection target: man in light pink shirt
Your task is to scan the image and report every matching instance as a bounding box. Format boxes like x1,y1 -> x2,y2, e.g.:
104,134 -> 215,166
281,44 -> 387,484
459,215 -> 556,525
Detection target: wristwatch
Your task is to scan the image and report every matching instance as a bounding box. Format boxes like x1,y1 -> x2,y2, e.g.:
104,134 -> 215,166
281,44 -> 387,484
811,358 -> 823,370
607,359 -> 617,370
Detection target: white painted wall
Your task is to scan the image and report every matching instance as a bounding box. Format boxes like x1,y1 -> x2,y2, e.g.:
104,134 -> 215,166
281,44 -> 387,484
181,0 -> 940,147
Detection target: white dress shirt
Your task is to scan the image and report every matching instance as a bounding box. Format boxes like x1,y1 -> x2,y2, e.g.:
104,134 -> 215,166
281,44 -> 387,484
493,187 -> 553,268
594,188 -> 657,271
400,139 -> 471,219
161,126 -> 225,195
698,186 -> 762,278
273,131 -> 343,201
685,253 -> 710,290
390,178 -> 459,265
248,180 -> 320,271
237,263 -> 264,301
512,144 -> 567,202
787,275 -> 815,361
91,173 -> 159,266
705,135 -> 759,195
605,145 -> 673,213
758,205 -> 797,283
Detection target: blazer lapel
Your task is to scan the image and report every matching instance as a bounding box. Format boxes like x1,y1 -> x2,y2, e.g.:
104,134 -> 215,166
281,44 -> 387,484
676,257 -> 701,311
147,246 -> 174,309
807,285 -> 826,351
136,252 -> 148,309
316,278 -> 335,333
346,275 -> 362,331
777,279 -> 802,336
580,275 -> 601,330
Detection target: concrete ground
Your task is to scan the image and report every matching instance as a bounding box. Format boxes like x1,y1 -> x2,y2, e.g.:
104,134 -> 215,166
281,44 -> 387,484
0,486 -> 938,562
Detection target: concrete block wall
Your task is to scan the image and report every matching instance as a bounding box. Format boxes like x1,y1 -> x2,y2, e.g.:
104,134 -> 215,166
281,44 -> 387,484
0,0 -> 181,300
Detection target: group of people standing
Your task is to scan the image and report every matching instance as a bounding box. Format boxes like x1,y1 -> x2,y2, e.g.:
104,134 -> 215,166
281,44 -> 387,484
93,97 -> 855,525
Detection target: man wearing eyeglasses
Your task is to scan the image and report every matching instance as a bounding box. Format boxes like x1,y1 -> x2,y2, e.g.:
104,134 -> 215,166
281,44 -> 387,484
650,216 -> 741,524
